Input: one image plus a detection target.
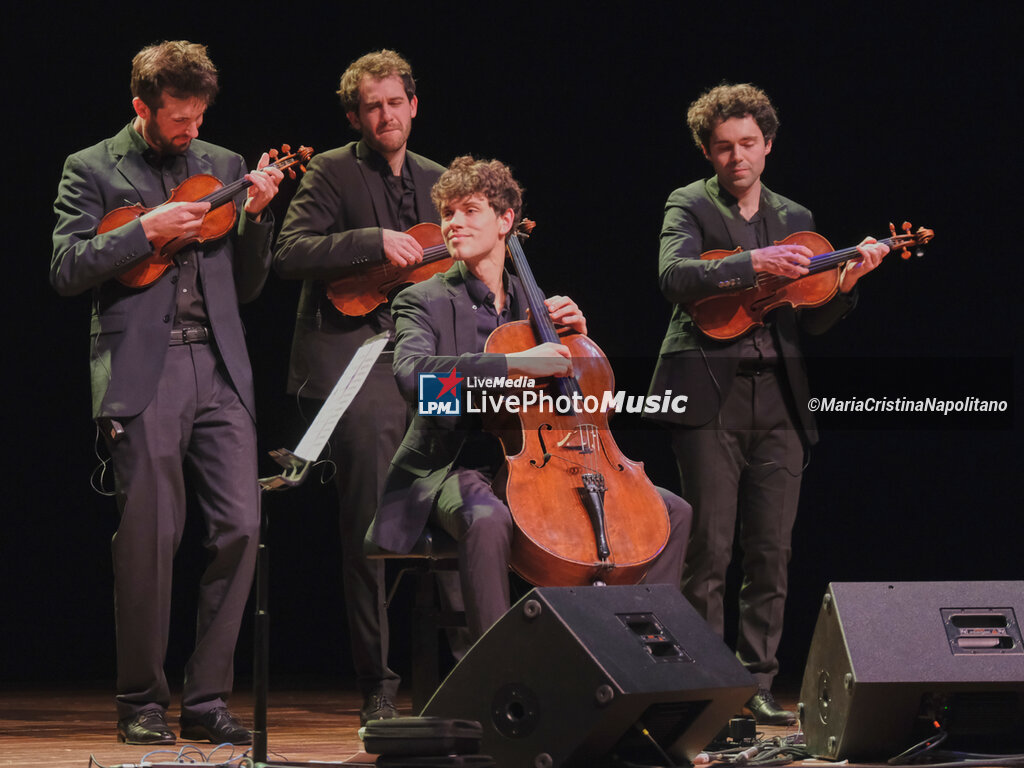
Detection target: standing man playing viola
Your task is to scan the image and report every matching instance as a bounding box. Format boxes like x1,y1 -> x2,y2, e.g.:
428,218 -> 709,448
274,49 -> 455,725
371,156 -> 691,642
647,83 -> 888,724
50,40 -> 283,745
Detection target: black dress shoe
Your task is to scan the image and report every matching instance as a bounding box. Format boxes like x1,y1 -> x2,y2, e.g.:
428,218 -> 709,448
746,687 -> 797,726
180,706 -> 252,744
118,708 -> 176,745
360,691 -> 399,726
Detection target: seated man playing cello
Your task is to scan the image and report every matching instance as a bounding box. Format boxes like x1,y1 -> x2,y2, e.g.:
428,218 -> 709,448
368,156 -> 691,641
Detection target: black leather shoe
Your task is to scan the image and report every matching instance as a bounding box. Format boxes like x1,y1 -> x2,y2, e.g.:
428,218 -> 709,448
118,708 -> 176,745
360,691 -> 399,726
746,687 -> 797,726
180,706 -> 252,744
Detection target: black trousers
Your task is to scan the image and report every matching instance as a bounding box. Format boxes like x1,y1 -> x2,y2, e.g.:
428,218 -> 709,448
432,467 -> 692,642
672,369 -> 803,688
106,342 -> 259,719
324,357 -> 467,698
322,358 -> 405,698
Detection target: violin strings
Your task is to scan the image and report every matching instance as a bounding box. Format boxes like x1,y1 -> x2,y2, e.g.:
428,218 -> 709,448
754,237 -> 898,291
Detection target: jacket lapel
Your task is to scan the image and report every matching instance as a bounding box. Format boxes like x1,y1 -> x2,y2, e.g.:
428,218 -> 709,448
111,125 -> 164,208
354,139 -> 392,228
704,177 -> 748,250
443,265 -> 478,356
408,152 -> 436,223
760,185 -> 792,244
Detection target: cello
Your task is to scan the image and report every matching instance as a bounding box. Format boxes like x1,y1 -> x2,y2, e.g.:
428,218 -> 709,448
483,232 -> 670,588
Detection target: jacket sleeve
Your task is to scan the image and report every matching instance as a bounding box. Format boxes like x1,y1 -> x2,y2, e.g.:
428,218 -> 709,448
657,188 -> 757,306
391,287 -> 508,404
273,153 -> 385,280
50,153 -> 154,297
231,204 -> 275,304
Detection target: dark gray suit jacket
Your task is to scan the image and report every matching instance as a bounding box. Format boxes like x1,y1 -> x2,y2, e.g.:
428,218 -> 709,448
647,177 -> 857,445
273,140 -> 445,398
50,124 -> 274,419
369,264 -> 523,554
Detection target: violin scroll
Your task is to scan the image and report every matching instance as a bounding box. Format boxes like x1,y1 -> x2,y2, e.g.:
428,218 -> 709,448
267,144 -> 314,179
889,221 -> 934,260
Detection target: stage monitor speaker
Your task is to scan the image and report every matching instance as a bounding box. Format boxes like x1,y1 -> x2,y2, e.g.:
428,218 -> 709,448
799,581 -> 1024,761
420,584 -> 755,767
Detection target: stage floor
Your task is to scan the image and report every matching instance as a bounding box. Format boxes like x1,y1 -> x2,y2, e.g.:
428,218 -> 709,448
1,683 -> 1013,768
0,684 -> 802,768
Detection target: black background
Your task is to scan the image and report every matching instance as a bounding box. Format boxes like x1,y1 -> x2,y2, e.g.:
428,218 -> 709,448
4,3 -> 1020,693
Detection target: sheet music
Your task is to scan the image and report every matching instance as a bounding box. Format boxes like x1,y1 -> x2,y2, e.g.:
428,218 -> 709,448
291,332 -> 390,463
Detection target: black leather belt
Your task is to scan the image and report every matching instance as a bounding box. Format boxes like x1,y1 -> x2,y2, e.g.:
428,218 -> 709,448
736,361 -> 777,376
169,326 -> 211,345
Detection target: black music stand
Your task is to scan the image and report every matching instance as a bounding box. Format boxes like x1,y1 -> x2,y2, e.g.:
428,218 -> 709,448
249,333 -> 390,767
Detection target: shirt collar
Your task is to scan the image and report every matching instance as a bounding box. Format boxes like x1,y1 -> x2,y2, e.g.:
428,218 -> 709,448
459,261 -> 513,309
366,145 -> 411,182
128,122 -> 185,170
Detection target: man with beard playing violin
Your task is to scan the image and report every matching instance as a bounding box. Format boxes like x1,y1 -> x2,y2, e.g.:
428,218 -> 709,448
369,156 -> 692,642
50,40 -> 282,746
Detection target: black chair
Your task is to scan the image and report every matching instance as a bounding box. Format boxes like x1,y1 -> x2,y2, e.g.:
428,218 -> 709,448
365,527 -> 466,711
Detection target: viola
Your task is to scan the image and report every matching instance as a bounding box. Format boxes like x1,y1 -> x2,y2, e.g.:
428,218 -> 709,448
689,222 -> 934,340
483,232 -> 670,588
326,223 -> 453,316
98,144 -> 313,288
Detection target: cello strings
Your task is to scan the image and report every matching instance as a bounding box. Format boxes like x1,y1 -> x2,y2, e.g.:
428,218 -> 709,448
508,235 -> 597,478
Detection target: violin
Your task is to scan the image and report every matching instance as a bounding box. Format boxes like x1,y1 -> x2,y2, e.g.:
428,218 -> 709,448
483,231 -> 670,588
689,221 -> 934,340
326,223 -> 453,316
326,219 -> 539,316
98,144 -> 313,288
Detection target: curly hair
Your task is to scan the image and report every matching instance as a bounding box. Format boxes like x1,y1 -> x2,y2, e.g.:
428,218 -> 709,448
337,49 -> 415,113
431,156 -> 523,232
130,40 -> 219,111
686,83 -> 779,150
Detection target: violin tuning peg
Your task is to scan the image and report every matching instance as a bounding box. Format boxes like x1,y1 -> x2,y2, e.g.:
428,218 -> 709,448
889,222 -> 897,237
902,221 -> 912,234
281,143 -> 291,154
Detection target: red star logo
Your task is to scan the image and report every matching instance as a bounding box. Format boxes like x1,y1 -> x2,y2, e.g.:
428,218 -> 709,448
435,367 -> 464,399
